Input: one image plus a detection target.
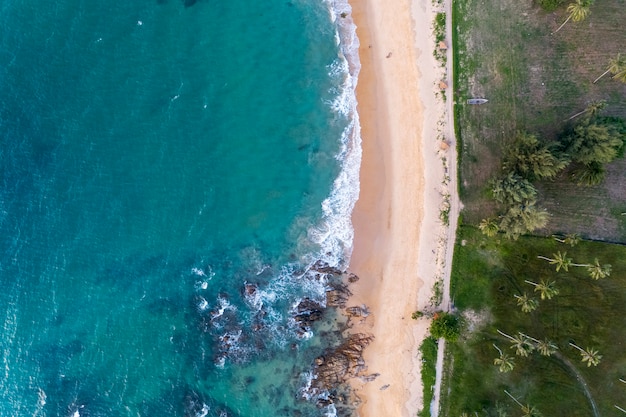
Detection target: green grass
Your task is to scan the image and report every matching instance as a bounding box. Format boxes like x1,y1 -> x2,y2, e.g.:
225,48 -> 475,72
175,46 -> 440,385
451,0 -> 626,241
442,226 -> 626,416
418,337 -> 438,417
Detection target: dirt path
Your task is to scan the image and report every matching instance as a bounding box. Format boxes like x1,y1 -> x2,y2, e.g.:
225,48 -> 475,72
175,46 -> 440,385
430,0 -> 460,415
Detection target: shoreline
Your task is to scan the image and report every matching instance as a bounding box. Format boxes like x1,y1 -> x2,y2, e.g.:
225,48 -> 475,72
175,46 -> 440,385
345,0 -> 453,415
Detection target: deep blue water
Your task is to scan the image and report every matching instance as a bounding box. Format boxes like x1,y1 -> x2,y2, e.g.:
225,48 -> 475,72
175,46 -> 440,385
0,0 -> 360,416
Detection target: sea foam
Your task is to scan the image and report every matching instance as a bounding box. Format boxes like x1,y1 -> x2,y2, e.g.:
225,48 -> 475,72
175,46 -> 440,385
310,0 -> 362,271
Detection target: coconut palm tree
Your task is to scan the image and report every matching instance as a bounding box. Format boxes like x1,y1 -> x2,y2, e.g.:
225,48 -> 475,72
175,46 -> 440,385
525,279 -> 559,300
537,251 -> 572,272
514,293 -> 539,313
569,342 -> 602,367
593,53 -> 626,84
553,0 -> 593,34
479,217 -> 499,237
587,258 -> 611,279
565,100 -> 607,122
499,202 -> 549,240
552,233 -> 581,247
572,162 -> 606,186
521,404 -> 543,417
493,344 -> 516,373
519,332 -> 558,356
504,390 -> 542,417
498,330 -> 535,356
535,338 -> 558,356
502,132 -> 568,180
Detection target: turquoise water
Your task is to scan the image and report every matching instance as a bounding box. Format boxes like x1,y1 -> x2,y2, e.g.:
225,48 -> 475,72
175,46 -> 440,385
0,1 -> 361,416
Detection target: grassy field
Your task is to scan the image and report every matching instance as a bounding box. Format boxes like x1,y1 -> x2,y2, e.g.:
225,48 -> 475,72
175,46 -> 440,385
441,226 -> 626,416
452,0 -> 626,241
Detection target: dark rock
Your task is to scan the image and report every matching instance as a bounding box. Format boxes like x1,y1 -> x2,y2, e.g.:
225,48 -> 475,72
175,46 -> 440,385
347,273 -> 359,283
243,282 -> 258,297
345,305 -> 369,318
311,333 -> 374,391
310,260 -> 343,276
359,373 -> 380,382
326,282 -> 352,308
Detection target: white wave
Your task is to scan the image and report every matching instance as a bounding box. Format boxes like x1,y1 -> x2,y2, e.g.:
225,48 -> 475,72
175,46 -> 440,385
210,295 -> 236,320
196,404 -> 209,417
197,297 -> 209,311
311,0 -> 362,270
324,404 -> 338,417
192,267 -> 206,277
298,370 -> 317,401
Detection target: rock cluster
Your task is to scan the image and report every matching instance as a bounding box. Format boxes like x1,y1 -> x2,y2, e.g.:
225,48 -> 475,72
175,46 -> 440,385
312,333 -> 374,391
326,282 -> 353,308
293,298 -> 325,331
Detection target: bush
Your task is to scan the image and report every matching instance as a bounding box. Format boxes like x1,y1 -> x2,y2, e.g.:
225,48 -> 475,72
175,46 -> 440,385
430,312 -> 462,342
535,0 -> 565,11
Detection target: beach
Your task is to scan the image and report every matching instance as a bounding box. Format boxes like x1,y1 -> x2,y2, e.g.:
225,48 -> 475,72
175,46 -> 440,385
347,0 -> 455,415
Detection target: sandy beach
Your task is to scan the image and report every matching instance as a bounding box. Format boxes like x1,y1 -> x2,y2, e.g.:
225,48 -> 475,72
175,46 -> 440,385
346,0 -> 456,415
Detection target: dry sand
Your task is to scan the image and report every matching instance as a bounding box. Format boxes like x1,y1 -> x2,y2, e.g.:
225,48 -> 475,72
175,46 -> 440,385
346,0 -> 456,415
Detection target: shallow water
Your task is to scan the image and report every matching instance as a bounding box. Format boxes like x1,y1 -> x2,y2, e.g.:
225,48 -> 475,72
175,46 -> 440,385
0,0 -> 360,416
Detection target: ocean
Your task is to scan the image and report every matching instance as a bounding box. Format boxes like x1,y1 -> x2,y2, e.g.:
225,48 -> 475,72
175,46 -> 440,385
0,0 -> 361,416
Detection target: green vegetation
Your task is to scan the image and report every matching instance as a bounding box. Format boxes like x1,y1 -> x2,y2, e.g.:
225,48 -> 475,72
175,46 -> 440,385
430,312 -> 462,342
552,0 -> 593,34
434,12 -> 446,43
443,0 -> 626,414
418,337 -> 438,417
433,12 -> 447,66
453,0 -> 626,241
535,0 -> 565,11
441,226 -> 626,416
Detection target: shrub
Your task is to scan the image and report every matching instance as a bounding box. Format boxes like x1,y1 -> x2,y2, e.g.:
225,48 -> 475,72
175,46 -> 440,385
535,0 -> 565,11
430,312 -> 462,342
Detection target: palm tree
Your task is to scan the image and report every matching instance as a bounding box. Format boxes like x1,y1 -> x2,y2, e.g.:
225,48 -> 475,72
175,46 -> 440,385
525,279 -> 559,300
519,332 -> 558,356
521,404 -> 543,417
498,330 -> 535,356
565,100 -> 607,122
479,217 -> 500,237
569,342 -> 602,367
593,53 -> 626,84
536,338 -> 558,356
587,258 -> 611,279
553,0 -> 593,34
537,251 -> 572,272
514,293 -> 539,313
552,233 -> 581,247
491,172 -> 538,205
502,132 -> 568,180
567,122 -> 625,165
572,162 -> 606,186
504,390 -> 542,417
499,202 -> 549,240
493,344 -> 516,373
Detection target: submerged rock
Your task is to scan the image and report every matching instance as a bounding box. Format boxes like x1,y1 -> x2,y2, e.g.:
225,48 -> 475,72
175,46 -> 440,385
310,260 -> 344,276
293,298 -> 324,331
